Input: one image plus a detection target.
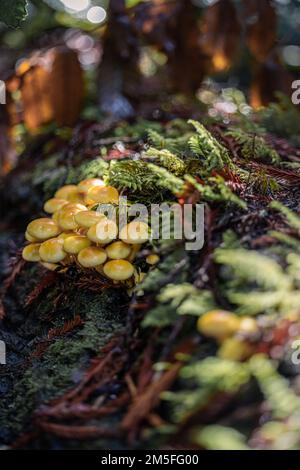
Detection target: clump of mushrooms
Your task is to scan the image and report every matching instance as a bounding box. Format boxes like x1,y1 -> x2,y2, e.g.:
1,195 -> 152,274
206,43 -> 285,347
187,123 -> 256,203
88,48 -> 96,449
22,178 -> 159,285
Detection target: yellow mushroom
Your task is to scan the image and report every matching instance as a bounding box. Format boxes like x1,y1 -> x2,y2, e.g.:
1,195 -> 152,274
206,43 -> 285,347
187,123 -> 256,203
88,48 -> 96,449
57,203 -> 87,231
103,259 -> 134,281
87,219 -> 118,244
106,241 -> 131,260
52,211 -> 60,223
58,232 -> 76,240
197,310 -> 240,342
77,178 -> 105,193
63,235 -> 91,254
87,185 -> 119,204
43,198 -> 68,214
146,254 -> 160,265
77,246 -> 107,267
119,221 -> 149,244
74,210 -> 105,228
218,337 -> 254,361
39,238 -> 67,263
22,243 -> 41,262
65,191 -> 85,204
27,218 -> 61,240
55,185 -> 78,200
127,244 -> 142,262
25,231 -> 38,242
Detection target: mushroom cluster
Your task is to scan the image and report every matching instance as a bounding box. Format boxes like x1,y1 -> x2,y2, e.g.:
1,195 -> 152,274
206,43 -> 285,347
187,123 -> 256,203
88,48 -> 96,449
22,179 -> 158,283
197,310 -> 259,361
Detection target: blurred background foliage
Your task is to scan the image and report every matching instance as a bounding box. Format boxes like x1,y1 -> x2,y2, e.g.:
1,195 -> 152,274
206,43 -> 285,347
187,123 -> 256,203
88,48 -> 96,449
0,0 -> 299,97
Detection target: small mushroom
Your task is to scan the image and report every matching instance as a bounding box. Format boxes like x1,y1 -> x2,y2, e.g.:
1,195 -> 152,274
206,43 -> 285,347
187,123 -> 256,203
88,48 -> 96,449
87,185 -> 119,204
197,310 -> 240,342
39,238 -> 67,263
103,259 -> 134,281
43,198 -> 68,214
146,254 -> 160,265
55,185 -> 78,200
77,178 -> 105,193
27,218 -> 61,240
75,210 -> 105,228
127,244 -> 142,262
58,231 -> 77,240
25,231 -> 38,242
22,243 -> 41,262
119,221 -> 149,244
218,337 -> 254,361
65,190 -> 85,205
77,246 -> 107,267
57,203 -> 87,231
63,235 -> 91,254
106,241 -> 131,260
87,219 -> 118,244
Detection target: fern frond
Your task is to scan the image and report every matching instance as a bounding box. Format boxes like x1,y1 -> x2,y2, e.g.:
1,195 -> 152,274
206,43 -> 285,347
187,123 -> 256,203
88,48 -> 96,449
185,175 -> 246,209
250,355 -> 300,419
214,248 -> 290,290
107,160 -> 158,194
228,291 -> 285,315
269,231 -> 300,251
188,120 -> 232,171
226,129 -> 280,164
145,147 -> 187,176
147,129 -> 190,154
147,163 -> 185,194
157,283 -> 215,317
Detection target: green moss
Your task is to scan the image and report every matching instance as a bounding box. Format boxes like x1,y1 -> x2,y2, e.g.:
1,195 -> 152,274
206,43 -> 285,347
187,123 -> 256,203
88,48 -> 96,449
0,281 -> 127,443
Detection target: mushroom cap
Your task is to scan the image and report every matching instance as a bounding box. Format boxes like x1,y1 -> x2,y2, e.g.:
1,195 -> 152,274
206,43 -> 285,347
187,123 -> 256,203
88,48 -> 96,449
218,337 -> 253,361
63,235 -> 91,254
87,185 -> 119,204
197,310 -> 240,341
43,198 -> 68,214
55,185 -> 78,200
58,231 -> 77,240
27,218 -> 61,240
74,210 -> 105,228
106,241 -> 131,260
146,254 -> 160,265
52,211 -> 60,223
22,243 -> 41,262
65,190 -> 85,205
78,246 -> 107,267
103,259 -> 134,281
57,204 -> 87,231
39,238 -> 67,263
119,221 -> 149,244
77,178 -> 105,193
87,219 -> 118,244
25,230 -> 38,242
